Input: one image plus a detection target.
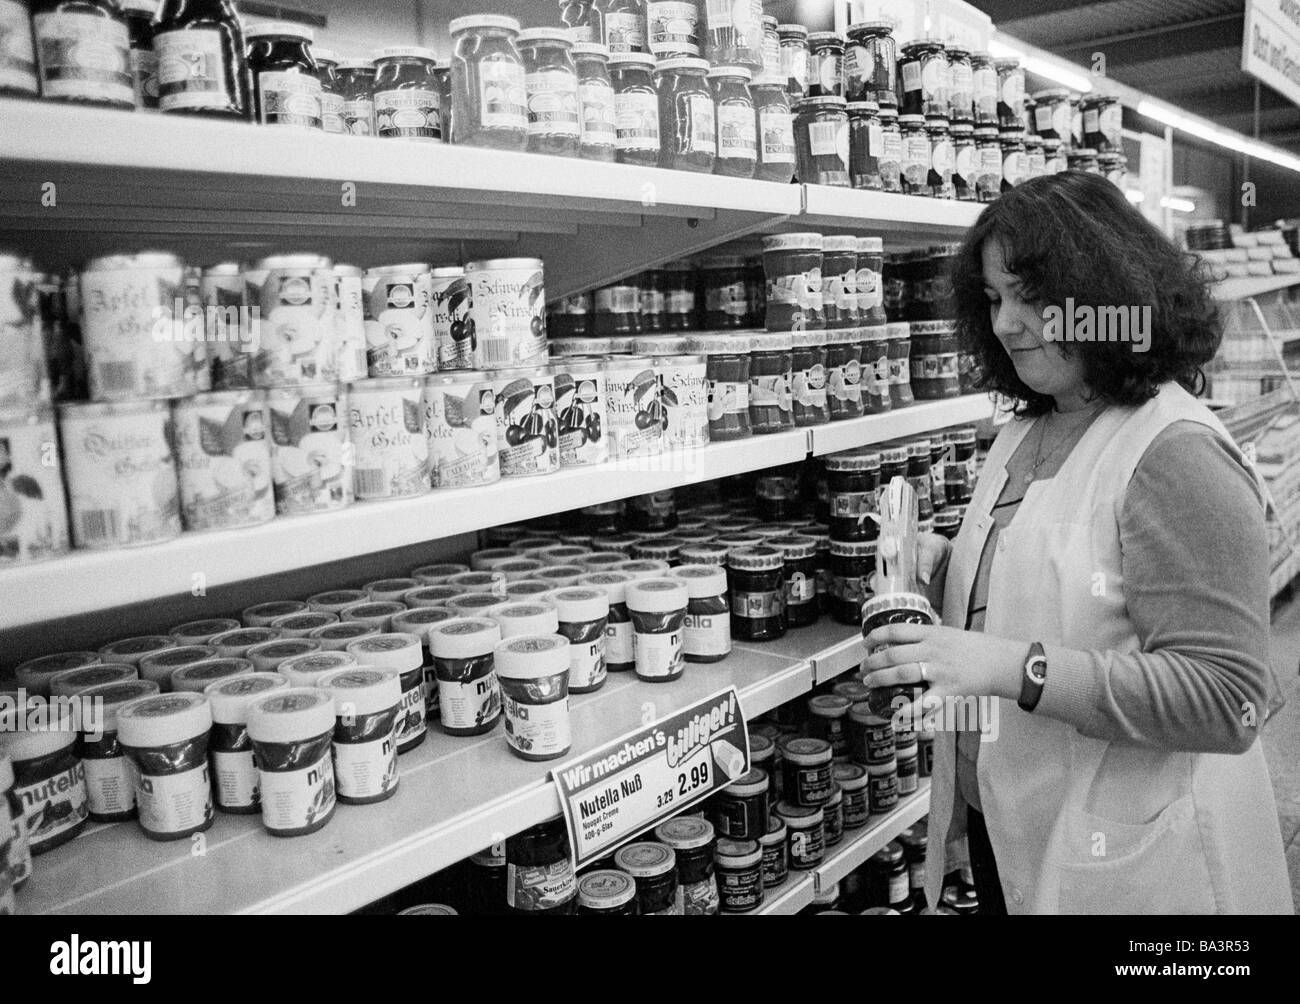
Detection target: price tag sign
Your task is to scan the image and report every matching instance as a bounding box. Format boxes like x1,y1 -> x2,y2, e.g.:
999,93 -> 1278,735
552,687 -> 750,869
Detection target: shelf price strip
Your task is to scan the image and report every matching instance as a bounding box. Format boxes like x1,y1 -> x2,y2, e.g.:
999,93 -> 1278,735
553,687 -> 750,869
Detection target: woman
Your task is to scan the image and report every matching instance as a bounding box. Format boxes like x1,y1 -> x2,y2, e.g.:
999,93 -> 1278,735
864,172 -> 1293,915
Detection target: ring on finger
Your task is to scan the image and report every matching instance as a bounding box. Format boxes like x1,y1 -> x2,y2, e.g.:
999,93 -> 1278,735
918,661 -> 929,684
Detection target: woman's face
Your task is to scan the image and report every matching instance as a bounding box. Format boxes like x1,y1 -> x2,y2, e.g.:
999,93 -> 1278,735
982,240 -> 1088,406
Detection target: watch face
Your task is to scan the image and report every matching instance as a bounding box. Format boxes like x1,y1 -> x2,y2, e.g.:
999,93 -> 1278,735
1026,656 -> 1048,685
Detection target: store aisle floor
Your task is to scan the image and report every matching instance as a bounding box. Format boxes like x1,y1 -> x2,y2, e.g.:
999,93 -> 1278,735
1265,597 -> 1300,911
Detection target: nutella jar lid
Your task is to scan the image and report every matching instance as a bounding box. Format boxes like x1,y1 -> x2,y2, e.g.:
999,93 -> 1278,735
727,767 -> 770,797
346,632 -> 423,672
340,601 -> 407,624
244,600 -> 309,625
546,587 -> 609,623
713,534 -> 763,552
16,651 -> 101,693
170,657 -> 255,694
391,607 -> 457,638
576,552 -> 628,570
411,562 -> 470,584
447,593 -> 507,616
769,534 -> 817,560
270,612 -> 338,635
667,563 -> 729,597
809,694 -> 853,718
246,688 -> 336,744
781,736 -> 833,764
714,839 -> 762,868
308,622 -> 380,648
762,233 -> 825,253
655,816 -> 715,851
205,672 -> 291,725
449,570 -> 510,591
245,639 -> 320,666
489,603 -> 560,637
48,664 -> 138,698
169,619 -> 241,644
316,668 -> 403,716
826,449 -> 881,472
727,546 -> 784,572
308,589 -> 368,611
365,577 -> 420,598
615,841 -> 676,878
616,559 -> 672,581
576,571 -> 634,605
76,680 -> 160,733
139,646 -> 217,681
117,692 -> 212,748
625,578 -> 689,613
631,539 -> 685,561
277,651 -> 357,685
830,539 -> 876,558
100,635 -> 176,664
427,617 -> 502,660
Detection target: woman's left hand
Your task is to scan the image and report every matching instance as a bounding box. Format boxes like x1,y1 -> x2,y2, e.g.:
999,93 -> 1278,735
861,623 -> 1028,706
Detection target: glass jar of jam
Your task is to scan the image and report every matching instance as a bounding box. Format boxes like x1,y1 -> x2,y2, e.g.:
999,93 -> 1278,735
31,0 -> 134,108
856,236 -> 885,326
687,331 -> 751,441
506,816 -> 578,915
791,331 -> 829,427
700,255 -> 748,328
1101,152 -> 1127,188
373,47 -> 442,141
1083,93 -> 1122,153
762,233 -> 823,333
807,694 -> 852,757
517,29 -> 581,157
770,534 -> 818,627
806,31 -> 843,98
608,52 -> 660,165
946,46 -> 973,123
848,100 -> 883,190
655,56 -> 716,173
951,121 -> 975,200
709,64 -> 756,178
153,0 -> 249,119
899,38 -> 946,119
794,96 -> 849,187
1032,87 -> 1069,142
824,329 -> 863,422
899,114 -> 930,197
971,51 -> 996,126
861,326 -> 891,414
315,49 -> 344,133
637,270 -> 666,332
122,0 -> 158,109
777,23 -> 808,99
927,116 -> 955,199
748,331 -> 793,434
1025,134 -> 1046,180
598,0 -> 649,54
577,869 -> 638,914
826,450 -> 880,542
550,292 -> 593,337
450,14 -> 528,150
647,1 -> 702,58
337,58 -> 376,135
974,125 -> 1001,202
661,260 -> 697,329
821,236 -> 860,329
829,538 -> 874,625
879,441 -> 908,485
656,816 -> 719,915
246,22 -> 321,129
561,0 -> 599,41
1001,128 -> 1026,191
878,105 -> 903,193
574,41 -> 617,161
753,78 -> 795,183
1070,94 -> 1085,149
994,57 -> 1023,130
845,21 -> 895,107
615,842 -> 681,915
728,545 -> 787,642
702,0 -> 762,70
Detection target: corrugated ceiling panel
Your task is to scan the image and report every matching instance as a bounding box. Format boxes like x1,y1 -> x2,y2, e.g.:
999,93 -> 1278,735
997,0 -> 1243,48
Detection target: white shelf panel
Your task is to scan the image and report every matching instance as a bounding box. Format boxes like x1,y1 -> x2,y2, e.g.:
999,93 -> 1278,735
810,631 -> 866,685
746,872 -> 816,915
0,431 -> 810,630
1214,275 -> 1300,302
809,396 -> 995,457
19,646 -> 811,916
800,186 -> 984,246
815,782 -> 931,892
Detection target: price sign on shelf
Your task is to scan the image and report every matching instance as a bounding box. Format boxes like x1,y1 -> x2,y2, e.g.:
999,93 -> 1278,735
552,687 -> 750,869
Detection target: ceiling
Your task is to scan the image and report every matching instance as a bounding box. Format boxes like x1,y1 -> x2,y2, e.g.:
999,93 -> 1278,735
971,0 -> 1300,152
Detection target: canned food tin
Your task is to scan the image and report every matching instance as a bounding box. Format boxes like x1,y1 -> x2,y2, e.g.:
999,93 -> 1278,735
656,354 -> 709,449
266,384 -> 354,515
347,377 -> 431,500
363,263 -> 436,377
423,371 -> 501,488
243,254 -> 338,388
430,268 -> 473,370
81,253 -> 207,401
0,254 -> 50,410
0,407 -> 70,564
173,391 -> 276,532
466,259 -> 547,370
552,357 -> 609,468
603,355 -> 663,459
333,264 -> 369,383
200,263 -> 253,391
58,399 -> 182,549
491,367 -> 560,478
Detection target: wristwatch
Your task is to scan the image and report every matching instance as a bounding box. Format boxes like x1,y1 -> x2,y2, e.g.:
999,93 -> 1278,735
1018,642 -> 1048,712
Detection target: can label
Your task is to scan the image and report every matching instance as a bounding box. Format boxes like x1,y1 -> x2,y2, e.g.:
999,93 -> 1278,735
614,90 -> 659,152
504,695 -> 571,757
334,271 -> 368,383
259,751 -> 336,833
155,28 -> 232,112
507,860 -> 575,911
244,263 -> 338,387
256,69 -> 322,128
658,361 -> 709,449
375,88 -> 441,140
430,271 -> 473,370
525,69 -> 580,138
0,411 -> 70,565
83,755 -> 135,817
17,761 -> 88,848
62,406 -> 182,549
363,269 -> 436,376
333,730 -> 399,800
174,396 -> 275,532
493,373 -> 559,477
267,388 -> 353,515
479,60 -> 527,130
202,271 -> 252,390
0,0 -> 39,94
211,749 -> 259,809
136,763 -> 213,836
555,369 -> 608,468
605,363 -> 663,459
469,263 -> 547,370
578,78 -> 616,146
425,375 -> 500,488
348,383 -> 430,500
33,12 -> 132,105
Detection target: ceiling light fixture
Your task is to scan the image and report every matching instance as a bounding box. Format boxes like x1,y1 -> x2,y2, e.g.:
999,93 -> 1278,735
1138,100 -> 1300,174
1160,196 -> 1196,213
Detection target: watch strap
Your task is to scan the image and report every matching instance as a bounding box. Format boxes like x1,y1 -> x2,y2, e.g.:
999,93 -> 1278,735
1018,641 -> 1047,713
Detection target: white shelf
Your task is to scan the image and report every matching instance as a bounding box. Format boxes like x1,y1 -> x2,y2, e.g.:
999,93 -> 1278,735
1213,275 -> 1300,302
745,872 -> 816,915
811,632 -> 866,685
1,431 -> 810,630
809,396 -> 995,457
800,186 -> 984,247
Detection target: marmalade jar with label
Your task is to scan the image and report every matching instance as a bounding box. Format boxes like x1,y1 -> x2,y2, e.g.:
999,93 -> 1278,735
518,29 -> 581,157
608,51 -> 660,165
655,56 -> 716,173
573,41 -> 617,161
450,14 -> 528,150
374,47 -> 441,141
1,0 -> 40,96
794,96 -> 849,187
753,78 -> 795,183
338,57 -> 376,135
246,22 -> 321,129
314,48 -> 343,132
709,64 -> 756,178
32,0 -> 133,107
153,0 -> 248,119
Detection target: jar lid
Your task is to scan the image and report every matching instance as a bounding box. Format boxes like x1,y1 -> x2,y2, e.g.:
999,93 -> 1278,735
748,733 -> 774,759
775,801 -> 823,827
316,667 -> 403,717
340,601 -> 409,627
576,870 -> 636,910
308,622 -> 380,651
925,115 -> 950,129
974,125 -> 999,138
832,680 -> 872,703
879,444 -> 907,462
768,534 -> 817,560
676,544 -> 729,567
615,559 -> 671,580
346,632 -> 423,672
536,546 -> 593,566
847,20 -> 893,34
449,15 -> 521,35
397,903 -> 458,915
653,818 -> 714,854
714,839 -> 762,868
504,580 -> 552,601
777,24 -> 808,36
308,589 -> 368,612
15,651 -> 101,693
762,233 -> 824,254
246,639 -> 321,672
872,840 -> 905,866
428,617 -> 502,660
117,692 -> 212,749
707,65 -> 753,81
829,539 -> 875,559
138,645 -> 218,684
572,41 -> 611,58
170,657 -> 254,694
906,439 -> 931,457
862,592 -> 935,624
48,664 -> 137,698
654,56 -> 710,73
169,618 -> 242,644
993,56 -> 1021,70
910,320 -> 957,335
449,571 -> 509,593
878,106 -> 898,119
782,736 -> 832,764
205,673 -> 291,725
760,814 -> 787,844
898,114 -> 926,126
246,22 -> 315,43
77,680 -> 160,733
807,31 -> 845,44
727,767 -> 769,797
685,332 -> 752,355
471,548 -> 524,570
825,327 -> 860,346
952,121 -> 974,134
270,612 -> 339,636
246,687 -> 336,744
517,28 -> 574,46
625,578 -> 689,615
727,546 -> 783,572
546,587 -> 609,623
366,578 -> 420,600
240,601 -> 306,627
100,635 -> 176,664
412,562 -> 470,584
277,651 -> 356,687
527,564 -> 581,587
496,559 -> 549,581
832,761 -> 869,790
826,449 -> 881,472
489,600 -> 561,636
607,52 -> 657,68
395,605 -> 460,641
375,46 -> 437,62
748,331 -> 794,352
497,634 -> 573,682
576,571 -> 634,605
575,552 -> 628,570
823,235 -> 859,253
615,841 -> 676,878
809,694 -> 852,719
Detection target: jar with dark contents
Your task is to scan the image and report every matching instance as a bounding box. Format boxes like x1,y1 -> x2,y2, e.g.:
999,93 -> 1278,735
599,0 -> 648,53
646,1 -> 702,59
806,32 -> 843,98
626,490 -> 678,532
117,693 -> 215,842
656,816 -> 718,915
76,679 -> 159,823
659,261 -> 696,329
791,331 -> 829,427
899,114 -> 930,196
715,838 -> 764,913
826,450 -> 880,542
573,42 -> 617,161
898,38 -> 946,118
669,563 -> 731,662
777,23 -> 808,98
506,816 -> 577,915
845,21 -> 895,106
152,0 -> 250,119
824,329 -> 863,422
1083,93 -> 1122,153
1044,138 -> 1067,175
886,323 -> 914,407
759,814 -> 787,887
775,798 -> 825,870
911,321 -> 959,399
577,869 -> 638,915
762,233 -> 823,333
1032,87 -> 1069,142
594,279 -> 641,335
31,0 -> 133,108
700,256 -> 748,329
829,538 -> 875,625
702,0 -> 762,70
748,332 -> 794,434
615,841 -> 681,915
744,258 -> 763,325
449,15 -> 528,150
905,439 -> 935,521
847,704 -> 895,766
713,766 -> 768,840
857,327 -> 888,415
373,47 -> 442,141
877,106 -> 903,193
946,427 -> 977,504
709,65 -> 756,178
848,100 -> 883,190
246,22 -> 321,129
337,58 -> 376,135
1067,148 -> 1100,174
607,52 -> 661,165
727,546 -> 787,642
926,116 -> 955,198
549,293 -> 593,338
974,125 -> 1001,202
517,30 -> 581,157
636,270 -> 666,333
971,51 -> 997,126
655,56 -> 716,173
314,49 -> 344,133
1026,134 -> 1046,180
994,57 -> 1023,130
752,78 -> 795,183
1001,128 -> 1026,191
821,237 -> 860,329
944,46 -> 972,123
794,96 -> 849,187
951,122 -> 975,200
770,534 -> 818,627
862,593 -> 937,717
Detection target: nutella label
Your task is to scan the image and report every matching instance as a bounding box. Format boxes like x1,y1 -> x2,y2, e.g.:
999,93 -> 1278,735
759,108 -> 796,164
259,750 -> 336,832
332,729 -> 399,799
632,626 -> 684,679
606,617 -> 635,666
17,761 -> 87,850
376,88 -> 441,140
683,609 -> 731,657
33,12 -> 132,105
526,69 -> 580,138
257,70 -> 323,129
136,762 -> 213,836
212,748 -> 259,809
504,695 -> 571,757
396,676 -> 428,745
615,89 -> 659,151
436,658 -> 501,731
156,28 -> 231,112
83,754 -> 136,817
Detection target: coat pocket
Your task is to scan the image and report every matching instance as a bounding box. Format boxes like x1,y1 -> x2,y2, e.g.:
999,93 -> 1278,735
1051,793 -> 1218,914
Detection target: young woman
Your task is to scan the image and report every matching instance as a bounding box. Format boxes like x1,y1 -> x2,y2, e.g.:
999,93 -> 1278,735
863,171 -> 1293,914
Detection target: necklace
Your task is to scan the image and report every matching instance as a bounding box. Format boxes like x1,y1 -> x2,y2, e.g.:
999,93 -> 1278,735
1024,404 -> 1102,485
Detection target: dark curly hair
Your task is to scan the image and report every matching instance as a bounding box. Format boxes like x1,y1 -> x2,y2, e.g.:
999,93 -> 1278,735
952,171 -> 1221,416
